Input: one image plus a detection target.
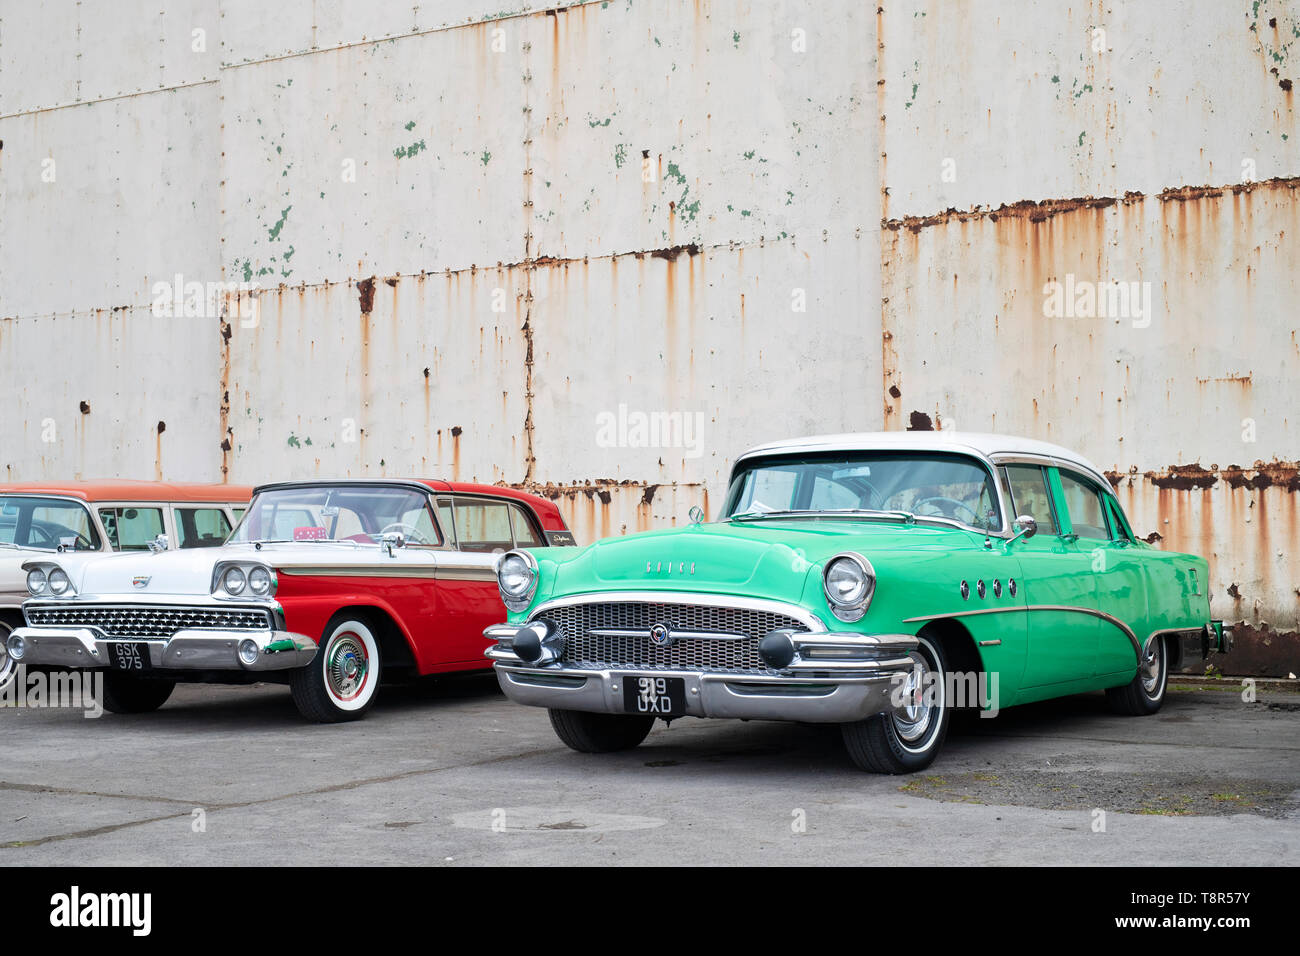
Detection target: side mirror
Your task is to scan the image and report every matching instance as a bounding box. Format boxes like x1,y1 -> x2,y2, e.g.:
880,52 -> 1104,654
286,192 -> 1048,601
146,534 -> 170,553
1007,515 -> 1037,545
380,530 -> 406,556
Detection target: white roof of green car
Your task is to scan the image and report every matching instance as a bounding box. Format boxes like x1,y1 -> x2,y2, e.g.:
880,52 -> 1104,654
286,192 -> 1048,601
735,431 -> 1109,487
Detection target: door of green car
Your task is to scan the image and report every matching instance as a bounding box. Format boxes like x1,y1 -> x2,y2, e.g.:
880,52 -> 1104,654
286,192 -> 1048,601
1088,487 -> 1148,678
1003,463 -> 1099,687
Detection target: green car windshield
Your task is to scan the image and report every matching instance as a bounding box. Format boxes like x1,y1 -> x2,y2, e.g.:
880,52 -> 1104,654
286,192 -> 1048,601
723,452 -> 1003,531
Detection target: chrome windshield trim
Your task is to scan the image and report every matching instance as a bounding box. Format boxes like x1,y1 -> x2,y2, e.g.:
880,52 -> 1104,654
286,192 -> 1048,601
725,510 -> 1002,537
722,451 -> 1011,537
526,591 -> 828,633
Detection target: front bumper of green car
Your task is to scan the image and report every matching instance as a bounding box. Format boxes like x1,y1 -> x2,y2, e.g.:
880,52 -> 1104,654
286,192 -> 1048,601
484,618 -> 920,724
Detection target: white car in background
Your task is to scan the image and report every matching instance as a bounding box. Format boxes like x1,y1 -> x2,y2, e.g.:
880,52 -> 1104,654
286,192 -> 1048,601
0,481 -> 252,688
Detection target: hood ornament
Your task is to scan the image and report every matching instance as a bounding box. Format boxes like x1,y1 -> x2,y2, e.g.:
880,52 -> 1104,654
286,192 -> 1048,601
132,575 -> 151,589
688,506 -> 704,525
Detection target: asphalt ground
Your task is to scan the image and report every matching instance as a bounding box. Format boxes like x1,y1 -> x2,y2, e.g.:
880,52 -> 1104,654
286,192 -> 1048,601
1,674 -> 1296,865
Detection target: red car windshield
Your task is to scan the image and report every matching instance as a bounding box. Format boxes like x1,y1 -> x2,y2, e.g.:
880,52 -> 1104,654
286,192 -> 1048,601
229,486 -> 441,547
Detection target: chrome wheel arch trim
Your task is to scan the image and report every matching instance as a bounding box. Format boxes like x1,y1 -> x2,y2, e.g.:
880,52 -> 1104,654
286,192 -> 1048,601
525,590 -> 829,632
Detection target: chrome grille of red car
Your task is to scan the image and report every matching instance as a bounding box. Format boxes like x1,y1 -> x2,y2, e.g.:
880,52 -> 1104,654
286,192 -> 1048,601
24,604 -> 273,638
543,601 -> 811,674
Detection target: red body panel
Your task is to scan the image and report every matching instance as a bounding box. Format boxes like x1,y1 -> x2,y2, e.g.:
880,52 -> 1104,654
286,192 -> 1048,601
244,481 -> 570,676
273,572 -> 501,675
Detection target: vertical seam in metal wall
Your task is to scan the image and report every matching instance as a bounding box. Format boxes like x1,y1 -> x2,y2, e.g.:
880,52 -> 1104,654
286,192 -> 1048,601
521,19 -> 536,483
218,0 -> 231,479
876,4 -> 893,431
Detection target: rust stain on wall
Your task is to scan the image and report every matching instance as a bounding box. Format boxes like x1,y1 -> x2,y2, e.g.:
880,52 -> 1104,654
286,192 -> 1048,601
1222,460 -> 1300,491
1146,463 -> 1219,491
218,314 -> 232,478
882,176 -> 1300,234
356,277 -> 376,315
1136,461 -> 1300,492
1186,622 -> 1300,677
648,243 -> 701,261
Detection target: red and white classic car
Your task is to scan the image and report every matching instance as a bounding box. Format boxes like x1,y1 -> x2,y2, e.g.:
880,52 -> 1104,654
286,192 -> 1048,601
5,479 -> 573,721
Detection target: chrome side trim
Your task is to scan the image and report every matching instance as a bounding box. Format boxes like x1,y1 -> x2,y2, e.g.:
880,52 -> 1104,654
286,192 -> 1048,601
904,604 -> 1140,656
277,566 -> 438,578
526,591 -> 828,632
432,566 -> 498,582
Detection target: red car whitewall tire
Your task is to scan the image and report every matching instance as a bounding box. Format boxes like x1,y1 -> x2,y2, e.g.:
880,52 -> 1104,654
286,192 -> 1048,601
291,616 -> 383,722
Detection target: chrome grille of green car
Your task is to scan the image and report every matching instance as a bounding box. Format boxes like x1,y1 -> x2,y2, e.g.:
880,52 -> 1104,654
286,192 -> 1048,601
25,604 -> 273,638
545,601 -> 811,673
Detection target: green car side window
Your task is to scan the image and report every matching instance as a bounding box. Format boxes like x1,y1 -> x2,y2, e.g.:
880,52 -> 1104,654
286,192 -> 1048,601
1004,465 -> 1057,534
1057,471 -> 1111,541
1105,496 -> 1137,543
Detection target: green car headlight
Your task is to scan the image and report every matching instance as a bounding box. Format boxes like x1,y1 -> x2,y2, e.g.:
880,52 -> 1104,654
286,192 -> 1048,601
497,550 -> 538,612
823,552 -> 875,622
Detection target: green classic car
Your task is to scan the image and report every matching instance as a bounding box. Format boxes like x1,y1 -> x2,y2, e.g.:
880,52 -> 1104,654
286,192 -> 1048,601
485,433 -> 1231,773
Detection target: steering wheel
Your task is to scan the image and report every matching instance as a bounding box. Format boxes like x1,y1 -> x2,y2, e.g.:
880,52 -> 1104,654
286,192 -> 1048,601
48,530 -> 94,552
378,522 -> 433,546
913,496 -> 980,525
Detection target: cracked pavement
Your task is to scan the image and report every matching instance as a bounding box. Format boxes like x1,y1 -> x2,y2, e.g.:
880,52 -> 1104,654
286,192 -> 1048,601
1,677 -> 1297,865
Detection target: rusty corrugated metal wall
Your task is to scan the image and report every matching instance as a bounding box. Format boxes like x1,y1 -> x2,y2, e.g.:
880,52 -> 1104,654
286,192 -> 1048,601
0,1 -> 1296,673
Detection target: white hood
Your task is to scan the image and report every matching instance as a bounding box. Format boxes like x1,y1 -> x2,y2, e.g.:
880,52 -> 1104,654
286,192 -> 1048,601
30,541 -> 448,599
0,547 -> 83,605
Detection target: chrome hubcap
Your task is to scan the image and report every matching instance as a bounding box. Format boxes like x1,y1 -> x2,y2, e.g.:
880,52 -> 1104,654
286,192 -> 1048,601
0,626 -> 13,686
1141,638 -> 1163,695
326,634 -> 368,700
893,653 -> 936,743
